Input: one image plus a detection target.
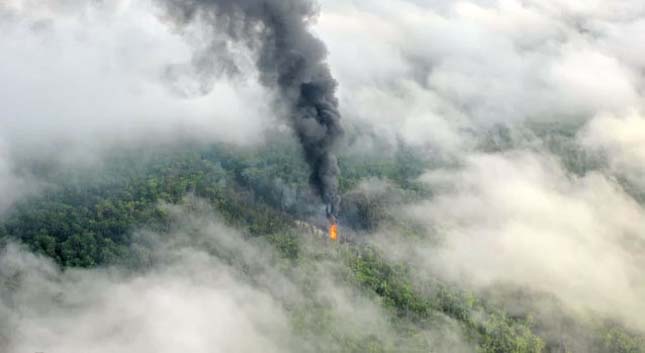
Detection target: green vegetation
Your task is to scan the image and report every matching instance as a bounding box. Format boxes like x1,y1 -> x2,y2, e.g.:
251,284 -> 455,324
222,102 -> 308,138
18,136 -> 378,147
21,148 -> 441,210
0,140 -> 642,353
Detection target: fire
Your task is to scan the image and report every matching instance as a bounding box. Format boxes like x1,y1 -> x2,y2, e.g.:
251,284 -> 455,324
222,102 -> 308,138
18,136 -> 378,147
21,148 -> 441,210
329,223 -> 338,241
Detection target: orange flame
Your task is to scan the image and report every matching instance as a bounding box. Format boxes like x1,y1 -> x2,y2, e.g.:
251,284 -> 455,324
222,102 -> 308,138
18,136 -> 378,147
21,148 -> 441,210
329,223 -> 338,241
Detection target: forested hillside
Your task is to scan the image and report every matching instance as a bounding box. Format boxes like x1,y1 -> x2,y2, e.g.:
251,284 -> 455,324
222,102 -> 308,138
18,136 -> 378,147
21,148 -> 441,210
1,139 -> 642,353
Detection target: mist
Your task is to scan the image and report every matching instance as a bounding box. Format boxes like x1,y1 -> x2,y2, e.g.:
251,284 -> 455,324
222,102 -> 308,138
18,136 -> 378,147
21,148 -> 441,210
2,0 -> 645,205
0,205 -> 293,353
315,0 -> 645,154
0,243 -> 290,353
0,0 -> 276,213
581,110 -> 645,189
398,151 -> 645,329
0,200 -> 468,352
2,0 -> 645,350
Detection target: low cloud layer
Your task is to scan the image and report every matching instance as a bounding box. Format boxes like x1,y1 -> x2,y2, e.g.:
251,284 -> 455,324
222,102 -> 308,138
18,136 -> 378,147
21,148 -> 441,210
0,0 -> 275,151
400,151 -> 645,332
310,1 -> 645,334
1,201 -> 443,353
581,110 -> 645,189
0,0 -> 278,212
1,245 -> 289,353
316,0 -> 645,152
0,205 -> 292,353
2,0 -> 645,210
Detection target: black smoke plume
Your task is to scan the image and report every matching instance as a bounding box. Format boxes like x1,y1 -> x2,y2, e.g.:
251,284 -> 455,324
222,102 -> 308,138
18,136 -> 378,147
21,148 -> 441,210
159,0 -> 343,218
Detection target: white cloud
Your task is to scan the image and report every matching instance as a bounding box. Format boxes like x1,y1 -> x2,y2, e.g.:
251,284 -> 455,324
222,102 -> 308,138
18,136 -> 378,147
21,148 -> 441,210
0,0 -> 274,152
316,0 -> 645,151
1,0 -> 644,209
402,151 -> 645,331
580,110 -> 645,188
0,243 -> 290,353
0,0 -> 279,211
0,202 -> 424,352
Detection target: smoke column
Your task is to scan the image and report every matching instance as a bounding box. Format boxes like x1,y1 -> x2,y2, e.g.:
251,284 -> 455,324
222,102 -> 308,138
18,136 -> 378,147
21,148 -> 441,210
160,0 -> 343,219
